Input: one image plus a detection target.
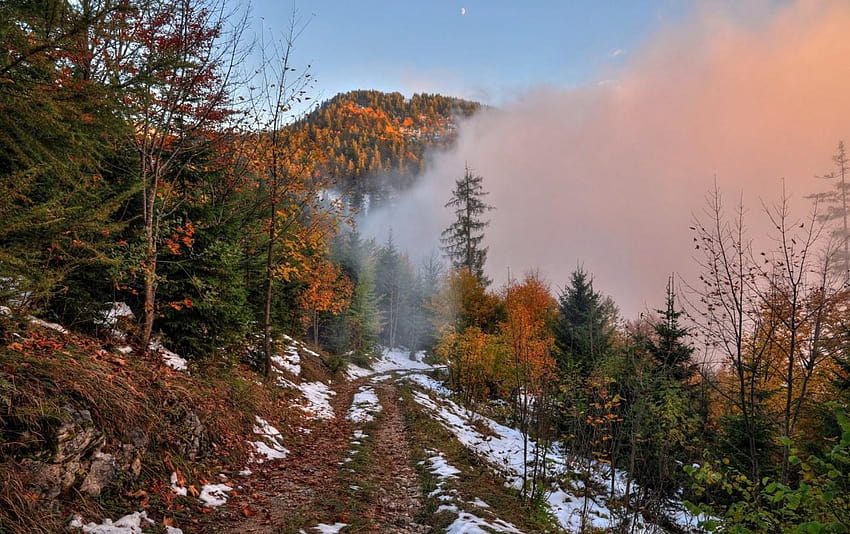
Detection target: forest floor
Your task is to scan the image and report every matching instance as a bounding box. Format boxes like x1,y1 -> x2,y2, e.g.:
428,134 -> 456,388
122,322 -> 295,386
197,376 -> 428,533
180,351 -> 559,534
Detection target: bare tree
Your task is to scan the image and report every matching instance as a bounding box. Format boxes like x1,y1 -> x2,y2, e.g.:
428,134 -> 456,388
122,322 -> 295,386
688,184 -> 842,482
687,185 -> 774,482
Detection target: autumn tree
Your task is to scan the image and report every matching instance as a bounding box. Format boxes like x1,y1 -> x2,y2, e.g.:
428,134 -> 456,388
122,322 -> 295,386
298,259 -> 353,346
436,326 -> 506,408
500,273 -> 557,501
104,0 -> 248,349
241,15 -> 352,374
440,164 -> 494,286
689,186 -> 843,483
430,268 -> 503,335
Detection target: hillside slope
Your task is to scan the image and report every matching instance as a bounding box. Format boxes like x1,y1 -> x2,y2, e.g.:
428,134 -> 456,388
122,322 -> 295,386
289,90 -> 480,211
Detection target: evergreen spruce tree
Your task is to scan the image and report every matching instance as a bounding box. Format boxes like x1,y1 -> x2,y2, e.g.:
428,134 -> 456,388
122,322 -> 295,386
554,267 -> 617,377
440,164 -> 494,285
649,276 -> 696,381
346,258 -> 382,361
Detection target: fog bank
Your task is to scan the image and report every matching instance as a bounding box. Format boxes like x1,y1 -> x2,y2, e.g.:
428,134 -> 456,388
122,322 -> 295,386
360,0 -> 850,318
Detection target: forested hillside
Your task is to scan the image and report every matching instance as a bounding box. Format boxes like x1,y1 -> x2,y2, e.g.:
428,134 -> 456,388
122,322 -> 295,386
289,90 -> 480,211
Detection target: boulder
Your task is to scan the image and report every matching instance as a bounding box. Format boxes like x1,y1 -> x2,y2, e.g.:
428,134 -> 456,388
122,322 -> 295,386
79,452 -> 117,497
53,407 -> 103,463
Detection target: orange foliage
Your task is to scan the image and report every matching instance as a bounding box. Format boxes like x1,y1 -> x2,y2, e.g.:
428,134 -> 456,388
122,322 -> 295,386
298,260 -> 353,344
501,275 -> 557,396
437,326 -> 508,403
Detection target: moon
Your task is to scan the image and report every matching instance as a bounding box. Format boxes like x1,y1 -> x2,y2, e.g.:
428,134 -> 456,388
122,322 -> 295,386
461,7 -> 466,15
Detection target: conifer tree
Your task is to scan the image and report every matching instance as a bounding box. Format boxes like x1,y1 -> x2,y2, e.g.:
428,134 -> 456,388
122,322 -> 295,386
808,141 -> 850,282
440,164 -> 494,285
346,258 -> 382,360
650,276 -> 696,381
554,268 -> 617,378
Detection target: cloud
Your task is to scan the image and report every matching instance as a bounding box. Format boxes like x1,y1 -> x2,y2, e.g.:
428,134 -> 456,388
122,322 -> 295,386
360,0 -> 850,318
609,48 -> 626,58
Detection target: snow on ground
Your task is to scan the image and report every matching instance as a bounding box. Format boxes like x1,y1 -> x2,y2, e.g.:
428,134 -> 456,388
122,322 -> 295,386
346,348 -> 439,379
251,416 -> 290,460
404,373 -> 451,396
269,336 -> 337,419
69,511 -> 183,534
300,523 -> 347,534
271,351 -> 301,376
296,381 -> 336,419
347,385 -> 382,423
422,450 -> 525,533
441,508 -> 526,534
411,388 -> 696,533
282,334 -> 320,358
28,316 -> 68,334
372,348 -> 434,373
272,334 -> 317,376
199,483 -> 233,507
97,302 -> 134,327
427,451 -> 461,479
149,341 -> 188,371
170,472 -> 187,496
469,497 -> 490,508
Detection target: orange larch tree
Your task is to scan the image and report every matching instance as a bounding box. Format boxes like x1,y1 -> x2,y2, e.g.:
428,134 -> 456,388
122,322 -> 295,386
500,273 -> 557,500
298,259 -> 353,346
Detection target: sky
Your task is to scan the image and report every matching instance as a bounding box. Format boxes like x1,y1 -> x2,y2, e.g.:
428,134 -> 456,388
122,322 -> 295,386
250,0 -> 850,319
250,0 -> 696,105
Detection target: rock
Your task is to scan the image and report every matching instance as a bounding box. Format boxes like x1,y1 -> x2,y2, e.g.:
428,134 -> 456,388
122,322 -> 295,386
126,427 -> 149,449
19,408 -> 149,500
53,407 -> 103,463
181,411 -> 206,460
79,452 -> 117,496
116,443 -> 143,478
22,459 -> 81,500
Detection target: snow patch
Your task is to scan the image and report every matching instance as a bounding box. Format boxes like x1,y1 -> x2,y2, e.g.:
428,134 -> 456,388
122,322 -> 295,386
98,302 -> 134,326
345,348 -> 440,380
296,381 -> 336,419
428,451 -> 461,479
199,483 -> 232,507
251,416 -> 290,460
70,511 -> 156,534
444,510 -> 525,534
28,317 -> 68,334
405,373 -> 451,396
411,390 -> 687,532
300,523 -> 347,534
371,348 -> 433,374
271,350 -> 301,376
170,472 -> 187,496
149,341 -> 188,371
347,386 -> 381,423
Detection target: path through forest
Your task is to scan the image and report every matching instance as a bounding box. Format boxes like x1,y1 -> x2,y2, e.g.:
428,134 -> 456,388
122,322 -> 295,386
198,367 -> 428,533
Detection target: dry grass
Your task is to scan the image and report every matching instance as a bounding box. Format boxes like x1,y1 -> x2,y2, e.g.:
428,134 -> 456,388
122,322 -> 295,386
0,322 -> 310,532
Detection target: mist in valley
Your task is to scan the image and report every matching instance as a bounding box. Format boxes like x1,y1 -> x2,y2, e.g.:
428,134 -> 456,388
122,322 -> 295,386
359,0 -> 850,318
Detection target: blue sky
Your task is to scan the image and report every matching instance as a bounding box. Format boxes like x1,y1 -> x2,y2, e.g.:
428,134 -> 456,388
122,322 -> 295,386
250,1 -> 696,105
